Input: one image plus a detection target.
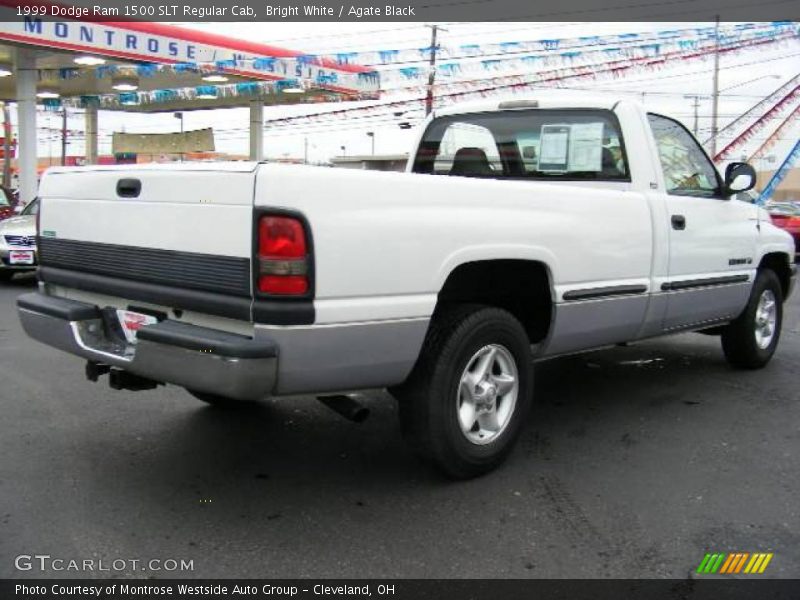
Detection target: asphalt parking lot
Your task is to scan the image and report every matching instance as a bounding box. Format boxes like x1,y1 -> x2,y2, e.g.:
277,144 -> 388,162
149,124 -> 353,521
1,273 -> 798,579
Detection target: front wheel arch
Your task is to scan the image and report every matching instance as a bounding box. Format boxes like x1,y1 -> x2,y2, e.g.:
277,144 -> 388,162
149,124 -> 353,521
758,252 -> 793,301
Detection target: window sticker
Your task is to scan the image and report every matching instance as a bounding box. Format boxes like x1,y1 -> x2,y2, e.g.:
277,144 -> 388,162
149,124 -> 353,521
538,124 -> 570,171
568,122 -> 604,172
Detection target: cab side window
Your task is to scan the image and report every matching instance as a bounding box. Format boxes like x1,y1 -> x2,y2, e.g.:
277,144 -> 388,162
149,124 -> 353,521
648,114 -> 721,198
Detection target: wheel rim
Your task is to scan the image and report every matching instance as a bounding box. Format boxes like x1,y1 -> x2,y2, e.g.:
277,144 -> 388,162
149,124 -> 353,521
456,343 -> 519,445
754,289 -> 777,350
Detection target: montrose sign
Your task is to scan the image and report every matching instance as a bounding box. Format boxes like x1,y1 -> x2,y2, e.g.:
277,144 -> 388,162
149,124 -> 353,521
0,16 -> 379,96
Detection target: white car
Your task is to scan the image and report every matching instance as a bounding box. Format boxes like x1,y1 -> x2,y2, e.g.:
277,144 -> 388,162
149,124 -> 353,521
17,96 -> 796,478
0,198 -> 38,281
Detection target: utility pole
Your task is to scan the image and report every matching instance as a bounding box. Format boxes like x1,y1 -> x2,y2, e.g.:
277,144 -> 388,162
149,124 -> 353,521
60,108 -> 67,166
424,24 -> 446,116
710,15 -> 721,157
685,95 -> 703,136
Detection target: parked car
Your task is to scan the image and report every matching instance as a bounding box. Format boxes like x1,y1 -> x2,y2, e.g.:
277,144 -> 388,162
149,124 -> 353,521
0,185 -> 17,221
766,202 -> 800,260
0,197 -> 38,281
17,96 -> 796,478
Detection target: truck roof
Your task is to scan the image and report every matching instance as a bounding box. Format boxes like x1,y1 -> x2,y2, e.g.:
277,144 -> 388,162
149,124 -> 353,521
433,93 -> 628,118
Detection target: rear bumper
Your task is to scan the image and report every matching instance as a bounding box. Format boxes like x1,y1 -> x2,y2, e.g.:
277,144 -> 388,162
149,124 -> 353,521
17,292 -> 277,401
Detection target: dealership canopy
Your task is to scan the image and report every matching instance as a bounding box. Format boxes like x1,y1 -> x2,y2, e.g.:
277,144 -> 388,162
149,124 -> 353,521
0,5 -> 380,202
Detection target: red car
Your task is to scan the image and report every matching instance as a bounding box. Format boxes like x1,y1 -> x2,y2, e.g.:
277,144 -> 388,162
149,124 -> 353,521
767,202 -> 800,260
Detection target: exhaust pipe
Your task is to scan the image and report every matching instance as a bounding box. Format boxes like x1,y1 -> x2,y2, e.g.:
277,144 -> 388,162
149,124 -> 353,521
318,395 -> 369,423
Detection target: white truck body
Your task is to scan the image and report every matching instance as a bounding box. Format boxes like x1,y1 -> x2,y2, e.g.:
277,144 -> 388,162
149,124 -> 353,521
17,95 -> 795,476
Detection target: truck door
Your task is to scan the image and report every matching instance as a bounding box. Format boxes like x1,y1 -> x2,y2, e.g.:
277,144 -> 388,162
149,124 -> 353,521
647,114 -> 757,332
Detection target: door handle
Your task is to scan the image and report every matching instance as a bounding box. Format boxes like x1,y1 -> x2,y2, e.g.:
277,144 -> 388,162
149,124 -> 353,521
116,178 -> 141,198
671,214 -> 686,230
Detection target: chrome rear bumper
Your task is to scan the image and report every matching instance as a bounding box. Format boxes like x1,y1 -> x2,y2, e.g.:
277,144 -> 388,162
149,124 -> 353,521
17,292 -> 277,401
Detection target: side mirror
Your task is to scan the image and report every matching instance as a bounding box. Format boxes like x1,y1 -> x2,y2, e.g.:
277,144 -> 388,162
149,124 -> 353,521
724,162 -> 756,195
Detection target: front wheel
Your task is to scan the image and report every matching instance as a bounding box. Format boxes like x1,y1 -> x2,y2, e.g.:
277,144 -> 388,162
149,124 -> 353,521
721,269 -> 783,369
394,305 -> 532,479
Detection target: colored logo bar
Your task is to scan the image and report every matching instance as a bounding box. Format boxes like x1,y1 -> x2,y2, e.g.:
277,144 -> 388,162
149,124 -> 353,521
696,553 -> 773,574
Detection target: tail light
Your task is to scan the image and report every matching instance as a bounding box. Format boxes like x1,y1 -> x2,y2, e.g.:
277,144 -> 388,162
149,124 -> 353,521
256,214 -> 311,296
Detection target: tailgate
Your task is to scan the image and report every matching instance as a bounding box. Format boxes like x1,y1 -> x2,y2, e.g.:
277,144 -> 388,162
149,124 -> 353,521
37,162 -> 258,309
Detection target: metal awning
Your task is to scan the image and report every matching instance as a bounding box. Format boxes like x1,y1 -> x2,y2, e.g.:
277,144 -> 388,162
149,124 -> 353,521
0,14 -> 380,110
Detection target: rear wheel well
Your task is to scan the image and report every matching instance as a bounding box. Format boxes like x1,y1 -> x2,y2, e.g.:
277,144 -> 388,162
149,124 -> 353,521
436,260 -> 553,343
759,253 -> 792,300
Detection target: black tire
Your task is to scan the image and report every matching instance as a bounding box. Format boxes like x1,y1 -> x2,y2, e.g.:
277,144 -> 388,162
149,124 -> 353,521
393,305 -> 532,479
721,269 -> 783,369
187,389 -> 254,409
0,271 -> 14,282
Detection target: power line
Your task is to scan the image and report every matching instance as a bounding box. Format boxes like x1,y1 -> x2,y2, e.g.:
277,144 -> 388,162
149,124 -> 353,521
261,38 -> 799,129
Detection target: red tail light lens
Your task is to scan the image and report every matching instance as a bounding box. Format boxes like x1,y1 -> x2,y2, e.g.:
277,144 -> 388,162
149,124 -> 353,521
259,275 -> 308,295
259,216 -> 306,258
257,215 -> 310,296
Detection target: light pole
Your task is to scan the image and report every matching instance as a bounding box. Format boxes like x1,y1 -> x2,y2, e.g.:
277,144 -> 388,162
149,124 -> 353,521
340,145 -> 346,157
60,107 -> 67,166
366,131 -> 375,155
1,102 -> 10,187
174,112 -> 184,162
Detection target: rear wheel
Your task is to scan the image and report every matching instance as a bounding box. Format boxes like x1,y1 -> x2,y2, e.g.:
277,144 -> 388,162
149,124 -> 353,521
721,269 -> 783,369
186,389 -> 254,409
394,305 -> 532,479
0,271 -> 14,282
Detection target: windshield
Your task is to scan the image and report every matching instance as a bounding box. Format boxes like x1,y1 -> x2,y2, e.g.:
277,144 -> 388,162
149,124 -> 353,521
21,198 -> 39,216
412,108 -> 629,181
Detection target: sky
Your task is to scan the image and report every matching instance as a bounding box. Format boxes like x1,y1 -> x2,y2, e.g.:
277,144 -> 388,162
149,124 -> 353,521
35,21 -> 800,169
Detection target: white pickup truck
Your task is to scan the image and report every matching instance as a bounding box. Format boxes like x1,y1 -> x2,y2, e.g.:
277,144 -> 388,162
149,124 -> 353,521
18,95 -> 796,478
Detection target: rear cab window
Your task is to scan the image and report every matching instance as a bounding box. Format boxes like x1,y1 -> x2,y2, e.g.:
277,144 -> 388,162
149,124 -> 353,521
412,109 -> 630,182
